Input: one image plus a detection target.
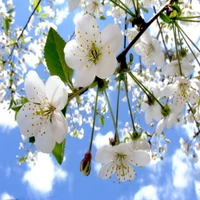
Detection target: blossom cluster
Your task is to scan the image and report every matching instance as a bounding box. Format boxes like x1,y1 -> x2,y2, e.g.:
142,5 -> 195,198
1,0 -> 200,182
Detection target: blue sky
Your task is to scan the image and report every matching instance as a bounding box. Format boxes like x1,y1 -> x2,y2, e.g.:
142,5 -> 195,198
0,1 -> 200,200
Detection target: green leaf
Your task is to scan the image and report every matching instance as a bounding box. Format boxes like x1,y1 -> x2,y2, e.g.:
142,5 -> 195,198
32,0 -> 41,13
44,27 -> 74,87
41,13 -> 48,18
129,53 -> 134,63
141,7 -> 149,13
99,116 -> 105,126
52,139 -> 66,165
3,17 -> 11,35
100,16 -> 106,20
172,3 -> 181,15
169,10 -> 177,19
159,13 -> 172,24
7,7 -> 15,14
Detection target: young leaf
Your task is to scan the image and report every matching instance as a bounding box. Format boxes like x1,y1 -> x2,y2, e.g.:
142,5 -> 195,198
52,139 -> 66,165
44,27 -> 74,87
159,13 -> 172,24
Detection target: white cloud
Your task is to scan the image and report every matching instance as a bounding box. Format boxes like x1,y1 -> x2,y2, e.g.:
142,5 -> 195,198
0,192 -> 15,200
0,101 -> 17,130
195,181 -> 200,199
133,185 -> 158,200
23,152 -> 67,194
172,149 -> 192,189
73,11 -> 84,25
93,162 -> 101,174
55,5 -> 69,25
54,0 -> 65,5
93,131 -> 114,149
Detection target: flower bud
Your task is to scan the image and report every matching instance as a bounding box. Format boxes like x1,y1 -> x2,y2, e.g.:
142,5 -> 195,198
80,152 -> 92,176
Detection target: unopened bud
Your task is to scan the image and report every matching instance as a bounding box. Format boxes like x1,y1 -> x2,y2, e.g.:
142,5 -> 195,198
80,152 -> 92,176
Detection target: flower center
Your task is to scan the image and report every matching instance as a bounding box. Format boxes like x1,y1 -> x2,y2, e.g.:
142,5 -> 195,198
87,42 -> 101,65
115,153 -> 127,177
36,102 -> 56,123
179,82 -> 189,99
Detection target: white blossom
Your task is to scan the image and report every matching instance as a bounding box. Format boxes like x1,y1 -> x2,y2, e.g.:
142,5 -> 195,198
162,77 -> 200,112
95,143 -> 150,182
162,53 -> 196,76
134,31 -> 165,68
64,14 -> 122,87
17,71 -> 68,153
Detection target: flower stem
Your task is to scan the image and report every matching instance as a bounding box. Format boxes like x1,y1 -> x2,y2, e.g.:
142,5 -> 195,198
110,0 -> 136,17
89,86 -> 99,152
104,90 -> 120,144
128,71 -> 165,110
67,86 -> 89,104
172,23 -> 183,76
124,74 -> 136,131
175,21 -> 200,53
116,80 -> 121,128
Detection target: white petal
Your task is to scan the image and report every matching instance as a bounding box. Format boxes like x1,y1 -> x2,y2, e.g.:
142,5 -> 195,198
131,139 -> 150,151
75,14 -> 99,46
45,76 -> 68,110
35,125 -> 56,153
95,145 -> 114,164
51,111 -> 68,143
145,109 -> 153,124
155,118 -> 165,134
98,161 -> 115,179
74,65 -> 96,87
68,0 -> 80,11
140,31 -> 151,43
17,103 -> 45,137
25,70 -> 45,102
64,40 -> 87,70
96,53 -> 117,79
116,160 -> 135,182
101,24 -> 123,53
129,150 -> 150,166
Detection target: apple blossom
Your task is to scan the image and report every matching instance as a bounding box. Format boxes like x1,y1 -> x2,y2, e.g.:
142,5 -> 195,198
17,71 -> 68,153
64,14 -> 123,87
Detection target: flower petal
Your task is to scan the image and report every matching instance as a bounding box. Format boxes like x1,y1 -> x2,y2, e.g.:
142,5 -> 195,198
98,161 -> 115,179
74,65 -> 96,87
75,14 -> 99,46
17,103 -> 45,137
101,24 -> 122,53
116,160 -> 135,182
35,125 -> 56,153
155,118 -> 165,134
68,0 -> 80,11
24,70 -> 45,102
45,76 -> 68,110
96,53 -> 117,79
64,40 -> 87,70
95,145 -> 114,164
51,111 -> 68,143
129,150 -> 150,166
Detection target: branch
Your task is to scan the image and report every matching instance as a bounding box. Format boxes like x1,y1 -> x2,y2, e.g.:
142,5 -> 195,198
117,0 -> 175,62
4,0 -> 42,65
